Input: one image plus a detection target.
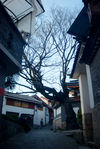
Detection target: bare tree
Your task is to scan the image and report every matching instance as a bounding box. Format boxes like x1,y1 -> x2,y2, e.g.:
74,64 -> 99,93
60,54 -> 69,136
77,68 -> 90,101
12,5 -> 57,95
6,8 -> 79,129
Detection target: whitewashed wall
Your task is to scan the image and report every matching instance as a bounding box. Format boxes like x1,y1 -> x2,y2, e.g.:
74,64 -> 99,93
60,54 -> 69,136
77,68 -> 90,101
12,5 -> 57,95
45,107 -> 49,125
34,106 -> 49,126
2,97 -> 49,127
2,97 -> 34,117
57,107 -> 61,115
17,12 -> 36,35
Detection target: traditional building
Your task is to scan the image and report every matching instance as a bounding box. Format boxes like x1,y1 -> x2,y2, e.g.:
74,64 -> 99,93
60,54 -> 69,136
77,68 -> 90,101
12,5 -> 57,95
1,0 -> 45,36
0,0 -> 44,114
53,103 -> 67,130
33,95 -> 54,125
68,0 -> 100,147
0,1 -> 25,113
2,92 -> 50,127
53,80 -> 80,130
66,80 -> 80,101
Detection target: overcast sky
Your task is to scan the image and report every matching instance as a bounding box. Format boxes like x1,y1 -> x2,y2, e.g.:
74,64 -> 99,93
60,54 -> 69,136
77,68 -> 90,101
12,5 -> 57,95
42,0 -> 84,14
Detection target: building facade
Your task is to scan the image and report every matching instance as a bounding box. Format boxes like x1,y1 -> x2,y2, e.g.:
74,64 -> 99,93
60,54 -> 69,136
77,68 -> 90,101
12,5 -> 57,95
0,0 -> 44,114
53,93 -> 80,131
2,92 -> 50,127
68,0 -> 100,147
53,105 -> 66,130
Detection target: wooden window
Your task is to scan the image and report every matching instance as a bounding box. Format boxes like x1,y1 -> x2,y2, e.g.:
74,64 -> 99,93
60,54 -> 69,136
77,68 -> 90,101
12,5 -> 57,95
6,98 -> 34,109
6,98 -> 14,106
28,103 -> 34,109
22,102 -> 29,108
14,101 -> 21,107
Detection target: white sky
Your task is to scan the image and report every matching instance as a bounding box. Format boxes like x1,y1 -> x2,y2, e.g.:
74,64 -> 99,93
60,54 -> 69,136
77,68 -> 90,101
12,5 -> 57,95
42,0 -> 84,14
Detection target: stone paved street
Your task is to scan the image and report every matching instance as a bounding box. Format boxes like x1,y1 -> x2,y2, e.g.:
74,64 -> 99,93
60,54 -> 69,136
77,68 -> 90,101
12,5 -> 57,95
0,128 -> 91,149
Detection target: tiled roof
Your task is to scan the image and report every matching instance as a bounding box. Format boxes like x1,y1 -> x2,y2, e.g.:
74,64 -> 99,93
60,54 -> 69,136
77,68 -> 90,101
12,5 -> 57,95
70,44 -> 81,78
67,6 -> 90,41
70,10 -> 100,77
4,92 -> 42,105
80,24 -> 100,65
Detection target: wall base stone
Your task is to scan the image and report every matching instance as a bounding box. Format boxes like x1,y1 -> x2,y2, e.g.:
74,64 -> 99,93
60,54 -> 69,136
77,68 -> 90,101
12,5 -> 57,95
92,104 -> 100,149
55,118 -> 62,129
53,118 -> 67,130
61,122 -> 66,130
82,113 -> 93,142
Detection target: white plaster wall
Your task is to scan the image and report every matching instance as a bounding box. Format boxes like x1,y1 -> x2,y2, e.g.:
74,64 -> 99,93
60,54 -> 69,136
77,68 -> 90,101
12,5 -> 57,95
86,65 -> 94,109
54,109 -> 57,118
54,107 -> 61,118
79,74 -> 91,114
17,12 -> 36,35
2,104 -> 34,116
2,97 -> 34,117
57,107 -> 61,115
34,105 -> 44,126
45,107 -> 49,125
73,107 -> 79,115
33,106 -> 49,126
2,98 -> 49,126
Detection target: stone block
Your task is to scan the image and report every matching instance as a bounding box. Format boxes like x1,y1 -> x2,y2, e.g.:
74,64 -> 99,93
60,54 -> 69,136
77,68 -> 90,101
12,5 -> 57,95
92,104 -> 100,148
82,113 -> 93,142
61,122 -> 66,130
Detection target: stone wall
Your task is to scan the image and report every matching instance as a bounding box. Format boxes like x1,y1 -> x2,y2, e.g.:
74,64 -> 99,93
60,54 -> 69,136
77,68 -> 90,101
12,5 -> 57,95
82,113 -> 93,142
92,104 -> 100,148
90,48 -> 100,105
53,117 -> 66,130
0,118 -> 24,142
90,46 -> 100,148
61,106 -> 66,122
55,117 -> 62,129
82,105 -> 100,148
61,122 -> 66,129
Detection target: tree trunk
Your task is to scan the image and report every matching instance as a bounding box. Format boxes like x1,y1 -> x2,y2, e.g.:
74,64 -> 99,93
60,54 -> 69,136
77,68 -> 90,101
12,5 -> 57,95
64,100 -> 79,130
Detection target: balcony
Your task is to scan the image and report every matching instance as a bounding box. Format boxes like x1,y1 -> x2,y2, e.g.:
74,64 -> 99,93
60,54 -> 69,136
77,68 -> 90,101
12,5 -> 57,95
0,1 -> 25,75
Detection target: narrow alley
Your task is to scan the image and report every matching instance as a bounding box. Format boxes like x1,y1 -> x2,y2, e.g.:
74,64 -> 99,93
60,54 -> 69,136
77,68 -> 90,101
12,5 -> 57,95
0,127 -> 90,149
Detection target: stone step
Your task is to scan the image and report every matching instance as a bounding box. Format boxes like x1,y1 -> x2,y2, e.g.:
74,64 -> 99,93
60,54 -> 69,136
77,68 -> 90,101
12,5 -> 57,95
87,141 -> 96,149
